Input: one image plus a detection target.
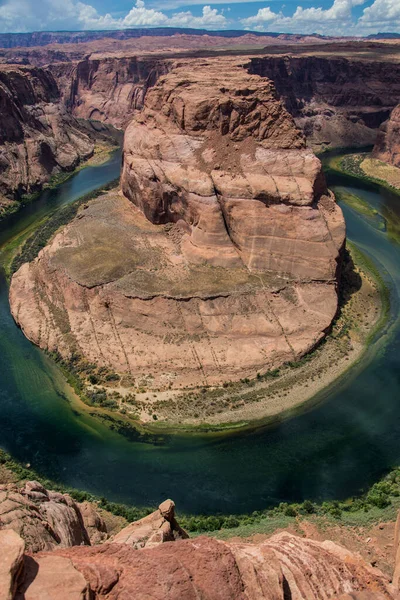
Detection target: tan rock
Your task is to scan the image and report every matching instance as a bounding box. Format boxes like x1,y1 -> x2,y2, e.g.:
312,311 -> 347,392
0,481 -> 106,552
112,499 -> 188,549
15,533 -> 396,600
16,555 -> 88,600
373,104 -> 400,168
78,502 -> 107,546
0,530 -> 24,600
10,57 -> 345,394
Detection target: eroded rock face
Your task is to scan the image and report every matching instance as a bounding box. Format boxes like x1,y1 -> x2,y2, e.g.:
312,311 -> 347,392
121,58 -> 344,280
11,533 -> 396,600
0,64 -> 94,205
10,57 -> 345,391
0,481 -> 105,552
53,57 -> 170,128
112,499 -> 188,549
248,56 -> 400,149
0,530 -> 24,600
373,104 -> 400,168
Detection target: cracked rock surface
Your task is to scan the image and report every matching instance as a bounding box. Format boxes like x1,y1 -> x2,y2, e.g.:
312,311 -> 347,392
10,57 -> 345,391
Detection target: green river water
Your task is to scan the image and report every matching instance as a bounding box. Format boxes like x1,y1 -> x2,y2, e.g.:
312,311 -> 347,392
0,149 -> 400,515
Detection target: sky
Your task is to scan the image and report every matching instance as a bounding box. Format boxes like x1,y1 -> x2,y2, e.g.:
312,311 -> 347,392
0,0 -> 398,37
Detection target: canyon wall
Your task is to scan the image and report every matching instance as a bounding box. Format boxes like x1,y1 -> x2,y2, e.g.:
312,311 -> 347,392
248,56 -> 400,149
10,57 -> 345,391
373,104 -> 400,167
0,64 -> 94,208
51,57 -> 171,128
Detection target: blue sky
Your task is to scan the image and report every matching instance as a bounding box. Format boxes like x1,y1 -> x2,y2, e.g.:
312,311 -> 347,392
0,0 -> 398,36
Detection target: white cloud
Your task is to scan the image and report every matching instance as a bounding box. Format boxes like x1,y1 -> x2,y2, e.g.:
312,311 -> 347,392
0,0 -> 228,33
122,0 -> 168,27
241,0 -> 367,35
169,6 -> 228,28
359,0 -> 400,31
151,0 -> 272,8
0,0 -> 116,32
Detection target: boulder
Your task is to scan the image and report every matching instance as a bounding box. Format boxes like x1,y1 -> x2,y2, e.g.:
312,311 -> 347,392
0,530 -> 24,600
112,499 -> 188,549
0,481 -> 105,552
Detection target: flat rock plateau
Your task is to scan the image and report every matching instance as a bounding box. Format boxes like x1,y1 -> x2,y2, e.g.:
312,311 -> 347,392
10,57 -> 345,395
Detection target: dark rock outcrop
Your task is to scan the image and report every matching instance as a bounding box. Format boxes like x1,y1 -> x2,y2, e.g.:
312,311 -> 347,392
248,56 -> 400,148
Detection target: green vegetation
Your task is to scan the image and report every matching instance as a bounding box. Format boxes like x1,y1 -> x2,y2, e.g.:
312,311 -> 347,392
323,152 -> 400,197
10,178 -> 119,277
346,241 -> 390,344
1,447 -> 400,536
335,189 -> 386,232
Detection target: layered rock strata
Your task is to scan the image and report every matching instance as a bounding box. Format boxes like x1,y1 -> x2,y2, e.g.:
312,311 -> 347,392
0,481 -> 187,555
10,58 -> 345,390
52,57 -> 171,128
248,56 -> 400,149
0,64 -> 94,206
373,104 -> 400,168
0,481 -> 105,552
4,530 -> 397,599
1,485 -> 398,599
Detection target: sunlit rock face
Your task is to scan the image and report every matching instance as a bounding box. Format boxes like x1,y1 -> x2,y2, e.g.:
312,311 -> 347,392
10,57 -> 345,391
5,530 -> 396,600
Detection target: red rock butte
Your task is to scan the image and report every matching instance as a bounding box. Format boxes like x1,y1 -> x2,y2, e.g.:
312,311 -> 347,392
10,57 -> 345,391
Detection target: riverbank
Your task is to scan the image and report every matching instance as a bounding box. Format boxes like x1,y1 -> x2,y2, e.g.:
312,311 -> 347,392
325,151 -> 400,194
138,243 -> 386,433
0,141 -> 118,224
1,444 -> 400,570
12,237 -> 384,438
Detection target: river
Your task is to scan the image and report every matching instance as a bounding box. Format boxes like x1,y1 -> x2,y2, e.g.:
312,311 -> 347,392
0,149 -> 400,515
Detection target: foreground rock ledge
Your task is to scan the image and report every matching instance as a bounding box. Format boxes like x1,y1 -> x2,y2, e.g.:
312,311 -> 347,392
1,482 -> 398,599
10,57 -> 345,391
3,526 -> 398,600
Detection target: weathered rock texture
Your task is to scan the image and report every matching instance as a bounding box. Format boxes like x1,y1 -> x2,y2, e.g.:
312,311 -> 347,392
248,56 -> 400,149
5,531 -> 396,600
0,64 -> 94,205
10,57 -> 345,390
0,481 -> 105,552
52,57 -> 171,128
112,499 -> 188,549
373,104 -> 400,168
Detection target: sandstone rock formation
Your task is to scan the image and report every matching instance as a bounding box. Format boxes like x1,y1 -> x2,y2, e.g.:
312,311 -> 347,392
0,64 -> 94,209
53,57 -> 170,128
1,530 -> 24,600
4,530 -> 397,599
373,104 -> 400,168
112,499 -> 188,549
248,56 -> 400,149
10,57 -> 345,392
0,481 -> 103,552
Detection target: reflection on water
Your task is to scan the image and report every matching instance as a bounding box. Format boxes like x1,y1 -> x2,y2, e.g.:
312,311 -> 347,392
1,150 -> 400,514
